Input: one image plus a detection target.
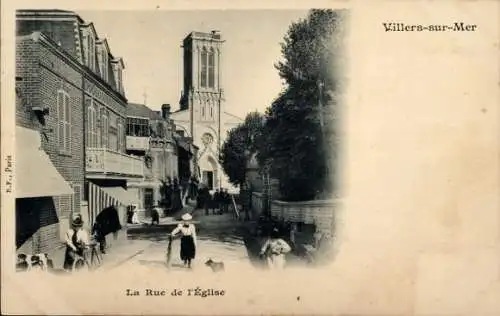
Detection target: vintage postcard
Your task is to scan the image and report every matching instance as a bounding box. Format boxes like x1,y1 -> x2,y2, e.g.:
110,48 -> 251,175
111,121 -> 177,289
1,0 -> 499,315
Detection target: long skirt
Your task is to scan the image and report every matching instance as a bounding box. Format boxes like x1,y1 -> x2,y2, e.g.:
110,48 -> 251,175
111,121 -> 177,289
180,235 -> 196,261
266,254 -> 286,270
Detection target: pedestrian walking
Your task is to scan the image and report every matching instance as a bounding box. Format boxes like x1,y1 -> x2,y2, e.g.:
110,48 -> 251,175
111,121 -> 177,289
223,189 -> 230,214
170,213 -> 197,268
213,189 -> 221,214
131,204 -> 140,224
63,214 -> 90,272
203,186 -> 211,215
151,204 -> 160,225
91,221 -> 106,254
164,178 -> 173,215
171,178 -> 183,213
259,228 -> 292,270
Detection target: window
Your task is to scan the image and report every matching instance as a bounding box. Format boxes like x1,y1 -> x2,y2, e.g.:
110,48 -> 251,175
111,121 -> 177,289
87,33 -> 95,71
101,114 -> 109,149
99,48 -> 108,81
57,90 -> 71,153
117,122 -> 123,151
201,103 -> 205,119
208,48 -> 215,88
209,102 -> 213,119
73,184 -> 81,214
200,47 -> 207,88
86,98 -> 98,147
126,117 -> 150,137
118,68 -> 122,92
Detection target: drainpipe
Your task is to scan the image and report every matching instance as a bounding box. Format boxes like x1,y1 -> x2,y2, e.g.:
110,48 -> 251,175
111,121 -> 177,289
82,76 -> 86,221
218,88 -> 222,189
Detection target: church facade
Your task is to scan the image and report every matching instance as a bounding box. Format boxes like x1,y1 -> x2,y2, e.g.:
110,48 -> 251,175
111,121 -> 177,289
170,31 -> 242,191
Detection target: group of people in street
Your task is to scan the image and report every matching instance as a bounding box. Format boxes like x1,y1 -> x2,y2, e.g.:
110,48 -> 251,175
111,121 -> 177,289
161,177 -> 185,216
197,187 -> 232,215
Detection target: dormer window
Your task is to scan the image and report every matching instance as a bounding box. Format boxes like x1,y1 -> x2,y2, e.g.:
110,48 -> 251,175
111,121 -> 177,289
112,59 -> 124,95
86,33 -> 95,71
99,48 -> 108,82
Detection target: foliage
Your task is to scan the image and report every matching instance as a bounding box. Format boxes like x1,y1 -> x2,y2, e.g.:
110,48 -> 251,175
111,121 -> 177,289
219,111 -> 265,186
258,9 -> 347,201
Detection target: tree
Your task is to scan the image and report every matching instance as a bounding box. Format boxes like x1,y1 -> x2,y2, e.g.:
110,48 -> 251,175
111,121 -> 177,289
258,9 -> 347,201
219,111 -> 265,187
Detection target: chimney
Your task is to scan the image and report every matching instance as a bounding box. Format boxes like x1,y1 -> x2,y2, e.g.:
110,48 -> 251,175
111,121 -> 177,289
161,104 -> 171,120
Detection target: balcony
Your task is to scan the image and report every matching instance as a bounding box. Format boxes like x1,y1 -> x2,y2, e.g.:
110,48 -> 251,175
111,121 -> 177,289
86,147 -> 144,179
126,136 -> 149,151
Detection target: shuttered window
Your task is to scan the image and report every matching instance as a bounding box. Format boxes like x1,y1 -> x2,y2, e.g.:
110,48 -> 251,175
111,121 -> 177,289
101,114 -> 109,149
86,98 -> 98,148
117,122 -> 123,151
73,184 -> 81,214
57,90 -> 71,153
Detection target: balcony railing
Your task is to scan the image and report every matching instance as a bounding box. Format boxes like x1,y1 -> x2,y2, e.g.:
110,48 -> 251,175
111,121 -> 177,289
126,136 -> 149,151
86,147 -> 144,178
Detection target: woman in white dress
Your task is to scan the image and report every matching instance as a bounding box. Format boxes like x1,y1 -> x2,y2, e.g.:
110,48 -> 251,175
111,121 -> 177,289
131,204 -> 140,224
259,228 -> 292,270
170,213 -> 197,268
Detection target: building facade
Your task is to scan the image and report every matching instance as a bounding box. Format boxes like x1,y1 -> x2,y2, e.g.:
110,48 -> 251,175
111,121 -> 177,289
126,103 -> 177,214
170,31 -> 242,191
16,10 -> 139,247
15,31 -> 83,255
126,103 -> 198,218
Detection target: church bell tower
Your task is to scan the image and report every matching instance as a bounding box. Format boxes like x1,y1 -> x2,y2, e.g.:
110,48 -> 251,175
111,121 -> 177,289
180,31 -> 224,120
179,30 -> 226,189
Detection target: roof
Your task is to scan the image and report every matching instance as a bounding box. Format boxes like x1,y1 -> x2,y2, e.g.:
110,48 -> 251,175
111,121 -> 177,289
224,111 -> 244,121
127,103 -> 162,119
16,9 -> 76,15
183,31 -> 223,44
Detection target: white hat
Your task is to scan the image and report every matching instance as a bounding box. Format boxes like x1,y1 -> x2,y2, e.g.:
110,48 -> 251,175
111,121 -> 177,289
181,213 -> 192,221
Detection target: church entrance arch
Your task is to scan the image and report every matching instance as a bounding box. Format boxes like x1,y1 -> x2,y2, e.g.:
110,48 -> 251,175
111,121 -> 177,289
199,154 -> 218,190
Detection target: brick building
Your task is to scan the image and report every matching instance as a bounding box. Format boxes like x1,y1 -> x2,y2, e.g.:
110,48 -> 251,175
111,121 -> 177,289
15,31 -> 83,255
16,9 -> 140,255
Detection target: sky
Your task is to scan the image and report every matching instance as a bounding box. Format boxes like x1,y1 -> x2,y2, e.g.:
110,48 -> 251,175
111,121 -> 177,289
78,10 -> 309,119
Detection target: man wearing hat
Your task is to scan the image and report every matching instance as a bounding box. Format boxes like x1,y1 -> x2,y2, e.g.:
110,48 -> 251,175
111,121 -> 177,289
63,214 -> 90,271
170,213 -> 197,268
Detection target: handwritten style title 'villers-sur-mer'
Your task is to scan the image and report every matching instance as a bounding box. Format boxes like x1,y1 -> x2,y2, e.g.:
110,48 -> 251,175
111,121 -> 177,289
383,22 -> 477,32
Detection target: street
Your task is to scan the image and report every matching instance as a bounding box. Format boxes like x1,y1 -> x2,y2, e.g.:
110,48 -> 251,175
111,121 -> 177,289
114,206 -> 257,274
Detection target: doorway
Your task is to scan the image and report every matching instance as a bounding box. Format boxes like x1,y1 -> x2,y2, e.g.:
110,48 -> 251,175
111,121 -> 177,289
144,188 -> 154,217
203,171 -> 214,190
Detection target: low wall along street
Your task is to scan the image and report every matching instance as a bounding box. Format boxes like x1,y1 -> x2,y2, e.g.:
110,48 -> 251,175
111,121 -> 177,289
251,192 -> 336,235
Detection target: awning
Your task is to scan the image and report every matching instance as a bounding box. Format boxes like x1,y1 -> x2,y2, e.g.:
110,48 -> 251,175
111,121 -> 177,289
16,126 -> 73,198
100,186 -> 140,206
